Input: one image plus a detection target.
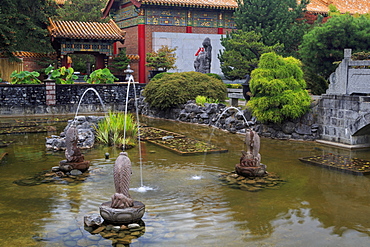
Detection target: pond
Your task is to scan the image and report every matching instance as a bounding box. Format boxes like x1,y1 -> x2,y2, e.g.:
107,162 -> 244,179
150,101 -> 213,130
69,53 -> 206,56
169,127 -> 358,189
0,115 -> 370,247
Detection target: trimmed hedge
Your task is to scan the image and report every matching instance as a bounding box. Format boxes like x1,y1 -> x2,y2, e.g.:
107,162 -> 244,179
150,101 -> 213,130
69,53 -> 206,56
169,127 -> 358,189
143,71 -> 227,109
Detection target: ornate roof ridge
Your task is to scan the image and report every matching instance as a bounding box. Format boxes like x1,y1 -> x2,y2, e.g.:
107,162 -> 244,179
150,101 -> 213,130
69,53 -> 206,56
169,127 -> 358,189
48,18 -> 126,41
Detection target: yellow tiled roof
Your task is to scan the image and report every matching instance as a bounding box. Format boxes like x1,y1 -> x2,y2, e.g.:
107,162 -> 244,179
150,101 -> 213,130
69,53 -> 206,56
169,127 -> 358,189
140,0 -> 237,9
55,0 -> 66,4
48,19 -> 126,41
307,0 -> 370,14
104,0 -> 369,15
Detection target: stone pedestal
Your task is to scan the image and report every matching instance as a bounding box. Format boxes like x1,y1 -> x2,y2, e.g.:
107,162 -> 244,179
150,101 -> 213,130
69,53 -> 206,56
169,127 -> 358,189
235,163 -> 267,177
59,160 -> 90,173
99,201 -> 145,225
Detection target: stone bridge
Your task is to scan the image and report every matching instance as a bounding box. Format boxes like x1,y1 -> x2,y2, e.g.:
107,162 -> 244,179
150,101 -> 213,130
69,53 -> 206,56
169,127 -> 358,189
315,49 -> 370,147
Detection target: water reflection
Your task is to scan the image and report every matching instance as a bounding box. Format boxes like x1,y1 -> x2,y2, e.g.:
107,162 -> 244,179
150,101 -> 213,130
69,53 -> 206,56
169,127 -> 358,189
0,116 -> 370,246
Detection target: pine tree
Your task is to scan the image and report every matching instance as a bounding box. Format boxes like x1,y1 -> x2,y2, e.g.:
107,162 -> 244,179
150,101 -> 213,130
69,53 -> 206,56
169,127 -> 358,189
234,0 -> 309,57
55,0 -> 107,22
218,30 -> 280,80
0,0 -> 56,59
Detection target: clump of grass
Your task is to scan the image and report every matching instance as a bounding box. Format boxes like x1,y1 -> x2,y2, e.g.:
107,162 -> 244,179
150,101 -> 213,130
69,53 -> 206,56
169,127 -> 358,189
95,111 -> 138,149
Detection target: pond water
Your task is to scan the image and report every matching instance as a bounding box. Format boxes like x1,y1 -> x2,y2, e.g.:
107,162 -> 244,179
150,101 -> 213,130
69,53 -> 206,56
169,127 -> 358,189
1,116 -> 370,247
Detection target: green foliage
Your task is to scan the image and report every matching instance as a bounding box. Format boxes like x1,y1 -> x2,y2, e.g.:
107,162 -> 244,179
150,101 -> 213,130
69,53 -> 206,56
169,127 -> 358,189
143,72 -> 227,109
299,14 -> 370,92
226,84 -> 242,89
247,52 -> 311,123
70,54 -> 95,74
0,0 -> 57,58
45,66 -> 78,84
150,72 -> 173,81
234,0 -> 309,57
55,0 -> 107,22
95,111 -> 138,148
84,68 -> 118,84
195,95 -> 219,106
205,73 -> 222,80
218,30 -> 281,80
10,70 -> 41,84
146,45 -> 177,71
109,49 -> 130,76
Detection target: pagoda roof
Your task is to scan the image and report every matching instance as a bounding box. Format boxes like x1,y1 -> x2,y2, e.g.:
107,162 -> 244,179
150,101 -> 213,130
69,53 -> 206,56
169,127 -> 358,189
48,19 -> 126,41
140,0 -> 237,9
307,0 -> 369,15
103,0 -> 370,17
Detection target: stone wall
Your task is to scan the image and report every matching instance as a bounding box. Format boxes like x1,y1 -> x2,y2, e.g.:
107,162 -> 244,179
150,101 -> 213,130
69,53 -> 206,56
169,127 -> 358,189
316,94 -> 370,145
0,83 -> 145,115
138,99 -> 320,141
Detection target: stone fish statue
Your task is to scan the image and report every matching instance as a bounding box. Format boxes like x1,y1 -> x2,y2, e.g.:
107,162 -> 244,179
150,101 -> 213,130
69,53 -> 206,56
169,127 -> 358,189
111,152 -> 134,209
235,129 -> 267,177
65,121 -> 84,163
59,121 -> 90,172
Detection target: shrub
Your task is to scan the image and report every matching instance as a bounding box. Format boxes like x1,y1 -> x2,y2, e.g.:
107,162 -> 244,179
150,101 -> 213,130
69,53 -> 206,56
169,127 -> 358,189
84,68 -> 118,84
95,111 -> 138,149
247,52 -> 311,123
226,84 -> 242,89
143,71 -> 227,109
195,95 -> 219,106
150,72 -> 173,81
205,73 -> 222,80
45,66 -> 78,84
146,45 -> 177,71
10,70 -> 41,84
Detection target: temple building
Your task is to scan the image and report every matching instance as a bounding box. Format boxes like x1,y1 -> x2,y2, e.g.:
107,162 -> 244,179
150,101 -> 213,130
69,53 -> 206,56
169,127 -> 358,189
102,0 -> 370,83
47,18 -> 126,69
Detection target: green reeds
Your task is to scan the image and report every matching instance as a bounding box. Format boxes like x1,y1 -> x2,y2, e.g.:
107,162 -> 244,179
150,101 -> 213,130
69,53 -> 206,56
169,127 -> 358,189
95,111 -> 138,148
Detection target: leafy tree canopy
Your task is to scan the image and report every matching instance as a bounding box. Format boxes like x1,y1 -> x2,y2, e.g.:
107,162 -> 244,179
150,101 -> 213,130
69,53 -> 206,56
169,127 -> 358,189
55,0 -> 107,22
234,0 -> 309,57
299,14 -> 370,91
218,30 -> 281,80
0,0 -> 57,59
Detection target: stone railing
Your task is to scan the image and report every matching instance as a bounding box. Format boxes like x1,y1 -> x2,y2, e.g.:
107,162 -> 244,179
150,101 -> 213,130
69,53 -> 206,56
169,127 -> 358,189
327,49 -> 370,95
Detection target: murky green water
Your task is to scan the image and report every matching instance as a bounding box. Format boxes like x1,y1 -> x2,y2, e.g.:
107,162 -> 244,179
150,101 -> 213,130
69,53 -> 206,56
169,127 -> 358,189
0,116 -> 370,246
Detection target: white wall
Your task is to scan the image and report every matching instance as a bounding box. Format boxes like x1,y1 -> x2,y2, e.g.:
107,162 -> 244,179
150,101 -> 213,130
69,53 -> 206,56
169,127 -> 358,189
152,32 -> 224,75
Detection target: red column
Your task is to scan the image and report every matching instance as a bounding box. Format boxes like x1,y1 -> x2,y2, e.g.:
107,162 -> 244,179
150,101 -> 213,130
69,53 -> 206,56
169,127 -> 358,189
138,24 -> 146,83
186,26 -> 193,33
218,28 -> 224,34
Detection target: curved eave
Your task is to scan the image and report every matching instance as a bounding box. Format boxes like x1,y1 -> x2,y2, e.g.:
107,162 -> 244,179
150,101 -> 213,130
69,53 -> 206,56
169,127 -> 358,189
141,2 -> 237,10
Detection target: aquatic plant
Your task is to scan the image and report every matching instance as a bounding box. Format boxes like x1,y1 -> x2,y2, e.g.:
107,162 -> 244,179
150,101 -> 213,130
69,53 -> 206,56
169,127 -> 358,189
10,70 -> 41,84
45,66 -> 78,84
95,111 -> 138,148
84,68 -> 118,84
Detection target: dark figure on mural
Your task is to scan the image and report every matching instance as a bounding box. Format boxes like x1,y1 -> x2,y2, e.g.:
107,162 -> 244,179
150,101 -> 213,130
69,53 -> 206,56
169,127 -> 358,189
194,37 -> 212,73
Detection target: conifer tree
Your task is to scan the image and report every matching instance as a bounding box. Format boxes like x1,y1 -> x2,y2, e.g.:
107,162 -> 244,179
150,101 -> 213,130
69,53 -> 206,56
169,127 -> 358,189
55,0 -> 107,22
234,0 -> 309,57
0,0 -> 56,59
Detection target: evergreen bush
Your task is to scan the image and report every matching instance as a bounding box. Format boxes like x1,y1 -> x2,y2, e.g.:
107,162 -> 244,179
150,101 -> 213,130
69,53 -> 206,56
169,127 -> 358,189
143,71 -> 227,109
247,52 -> 311,123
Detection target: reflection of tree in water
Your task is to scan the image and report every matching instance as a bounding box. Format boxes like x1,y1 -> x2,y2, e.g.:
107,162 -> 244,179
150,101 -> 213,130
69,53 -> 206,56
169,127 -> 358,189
303,169 -> 370,236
